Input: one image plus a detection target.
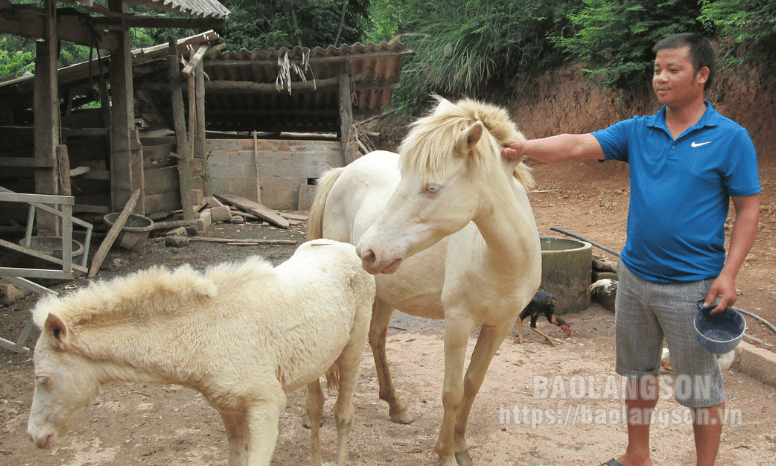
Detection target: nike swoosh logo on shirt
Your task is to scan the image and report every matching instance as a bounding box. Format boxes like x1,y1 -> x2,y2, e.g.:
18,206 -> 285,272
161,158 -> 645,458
691,141 -> 711,148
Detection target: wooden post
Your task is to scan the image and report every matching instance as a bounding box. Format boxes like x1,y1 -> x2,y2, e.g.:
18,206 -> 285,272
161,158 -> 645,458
196,60 -> 209,196
108,0 -> 138,212
56,145 -> 71,196
131,129 -> 145,213
32,0 -> 60,235
169,38 -> 195,221
253,131 -> 261,204
338,73 -> 357,165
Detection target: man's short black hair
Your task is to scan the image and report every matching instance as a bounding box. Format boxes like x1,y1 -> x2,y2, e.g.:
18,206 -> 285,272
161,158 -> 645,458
653,33 -> 717,91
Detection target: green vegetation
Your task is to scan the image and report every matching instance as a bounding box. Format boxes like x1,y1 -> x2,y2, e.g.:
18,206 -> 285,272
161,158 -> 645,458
555,0 -> 712,90
701,0 -> 776,68
379,0 -> 581,110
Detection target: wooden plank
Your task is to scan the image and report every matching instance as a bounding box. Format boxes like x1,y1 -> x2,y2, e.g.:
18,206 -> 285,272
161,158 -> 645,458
214,194 -> 289,229
181,44 -> 211,80
88,189 -> 140,278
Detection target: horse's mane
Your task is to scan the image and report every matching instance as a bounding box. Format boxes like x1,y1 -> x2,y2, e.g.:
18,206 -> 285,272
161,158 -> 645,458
399,96 -> 533,189
32,257 -> 275,331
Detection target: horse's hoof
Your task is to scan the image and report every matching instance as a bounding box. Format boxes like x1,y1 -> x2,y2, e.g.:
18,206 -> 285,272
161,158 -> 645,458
455,451 -> 474,466
390,410 -> 414,424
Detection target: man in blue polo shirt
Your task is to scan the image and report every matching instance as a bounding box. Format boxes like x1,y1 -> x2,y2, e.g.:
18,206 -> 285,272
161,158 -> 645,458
503,33 -> 760,466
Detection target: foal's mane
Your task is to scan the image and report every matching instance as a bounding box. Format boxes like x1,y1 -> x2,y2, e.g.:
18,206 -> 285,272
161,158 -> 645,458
32,257 -> 275,330
399,96 -> 533,189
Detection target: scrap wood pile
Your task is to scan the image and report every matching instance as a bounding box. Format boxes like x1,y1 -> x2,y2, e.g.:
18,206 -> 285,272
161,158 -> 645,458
150,193 -> 308,248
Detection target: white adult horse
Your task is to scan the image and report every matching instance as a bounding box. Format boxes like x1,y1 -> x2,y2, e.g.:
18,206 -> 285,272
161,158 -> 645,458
308,97 -> 542,466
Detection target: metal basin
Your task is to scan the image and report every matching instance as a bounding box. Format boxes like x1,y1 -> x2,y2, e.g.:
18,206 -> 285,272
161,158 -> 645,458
540,237 -> 592,315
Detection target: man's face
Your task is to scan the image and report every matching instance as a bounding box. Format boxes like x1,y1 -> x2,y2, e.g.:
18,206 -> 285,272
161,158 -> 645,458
652,45 -> 707,107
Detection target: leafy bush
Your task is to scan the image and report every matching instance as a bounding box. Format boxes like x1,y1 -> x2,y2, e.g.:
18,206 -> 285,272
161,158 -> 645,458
701,0 -> 776,68
554,0 -> 713,90
0,48 -> 34,79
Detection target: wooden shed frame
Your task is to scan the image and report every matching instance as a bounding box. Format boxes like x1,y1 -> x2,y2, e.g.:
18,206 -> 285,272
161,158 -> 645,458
0,0 -> 228,230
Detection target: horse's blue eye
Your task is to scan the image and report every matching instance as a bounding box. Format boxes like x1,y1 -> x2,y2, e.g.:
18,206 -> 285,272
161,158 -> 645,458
426,184 -> 440,194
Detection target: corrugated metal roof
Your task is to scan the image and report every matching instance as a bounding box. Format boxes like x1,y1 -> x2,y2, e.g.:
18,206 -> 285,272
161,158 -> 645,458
193,41 -> 411,133
122,0 -> 229,18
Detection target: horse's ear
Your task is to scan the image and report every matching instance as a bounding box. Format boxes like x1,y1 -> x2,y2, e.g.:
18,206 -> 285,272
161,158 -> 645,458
433,96 -> 454,114
456,121 -> 484,153
44,313 -> 72,349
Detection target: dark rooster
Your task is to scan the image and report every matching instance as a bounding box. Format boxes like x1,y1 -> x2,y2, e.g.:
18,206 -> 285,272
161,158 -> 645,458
517,289 -> 572,346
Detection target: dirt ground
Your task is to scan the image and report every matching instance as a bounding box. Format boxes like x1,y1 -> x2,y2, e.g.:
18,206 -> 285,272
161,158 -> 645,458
2,159 -> 776,466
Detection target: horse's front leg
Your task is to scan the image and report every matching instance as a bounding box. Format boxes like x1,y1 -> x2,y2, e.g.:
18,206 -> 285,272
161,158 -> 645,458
435,312 -> 477,466
453,321 -> 514,466
369,297 -> 412,424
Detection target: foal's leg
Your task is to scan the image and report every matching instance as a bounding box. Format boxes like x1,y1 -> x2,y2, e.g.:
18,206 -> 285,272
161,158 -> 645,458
333,316 -> 369,466
305,379 -> 325,466
220,411 -> 250,466
453,322 -> 513,466
369,298 -> 412,424
434,312 -> 477,466
245,383 -> 286,466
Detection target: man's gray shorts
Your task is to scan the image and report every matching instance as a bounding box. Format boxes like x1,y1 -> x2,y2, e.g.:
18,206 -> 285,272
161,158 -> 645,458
615,262 -> 725,408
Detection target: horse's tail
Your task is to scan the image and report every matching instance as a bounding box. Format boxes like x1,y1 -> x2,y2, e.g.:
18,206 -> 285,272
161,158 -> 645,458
306,167 -> 345,240
513,161 -> 535,192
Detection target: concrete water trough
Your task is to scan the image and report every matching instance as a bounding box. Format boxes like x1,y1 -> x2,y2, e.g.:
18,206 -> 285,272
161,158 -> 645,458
540,237 -> 592,315
104,213 -> 155,250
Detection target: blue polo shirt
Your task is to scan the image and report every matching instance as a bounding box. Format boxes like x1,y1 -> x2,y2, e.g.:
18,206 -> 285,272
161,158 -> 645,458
592,103 -> 760,283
